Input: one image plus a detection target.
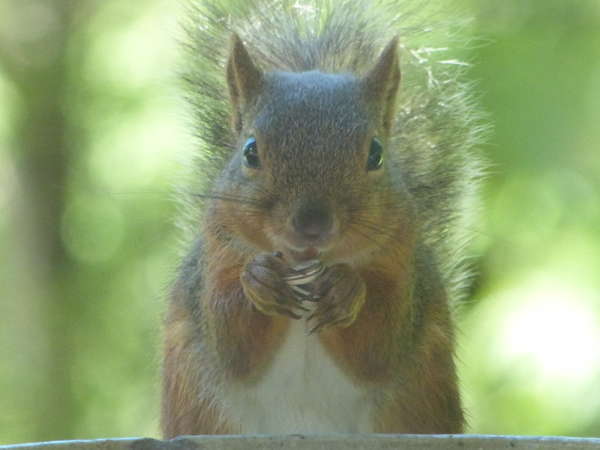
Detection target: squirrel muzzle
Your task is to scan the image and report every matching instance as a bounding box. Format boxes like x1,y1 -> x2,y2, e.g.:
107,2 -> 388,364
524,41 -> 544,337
282,202 -> 339,263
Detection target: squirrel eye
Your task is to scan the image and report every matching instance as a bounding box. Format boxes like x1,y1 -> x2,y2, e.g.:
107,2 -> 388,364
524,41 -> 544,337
367,138 -> 384,171
242,137 -> 260,169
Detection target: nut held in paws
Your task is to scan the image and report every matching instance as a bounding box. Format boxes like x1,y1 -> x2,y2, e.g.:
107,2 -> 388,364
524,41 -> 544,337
283,260 -> 325,301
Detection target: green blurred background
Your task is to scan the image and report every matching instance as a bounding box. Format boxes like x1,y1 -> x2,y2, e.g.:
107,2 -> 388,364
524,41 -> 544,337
1,0 -> 599,444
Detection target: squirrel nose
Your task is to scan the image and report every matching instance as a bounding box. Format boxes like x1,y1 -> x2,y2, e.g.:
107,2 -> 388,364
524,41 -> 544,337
292,205 -> 334,242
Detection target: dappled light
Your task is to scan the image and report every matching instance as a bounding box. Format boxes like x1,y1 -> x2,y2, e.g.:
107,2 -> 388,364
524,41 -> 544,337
1,0 -> 599,444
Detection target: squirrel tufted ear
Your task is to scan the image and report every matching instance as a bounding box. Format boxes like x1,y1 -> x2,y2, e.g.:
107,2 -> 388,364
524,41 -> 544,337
226,34 -> 263,133
362,37 -> 401,135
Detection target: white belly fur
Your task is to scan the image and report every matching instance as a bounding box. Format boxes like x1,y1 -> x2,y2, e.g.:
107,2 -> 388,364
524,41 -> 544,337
222,314 -> 374,433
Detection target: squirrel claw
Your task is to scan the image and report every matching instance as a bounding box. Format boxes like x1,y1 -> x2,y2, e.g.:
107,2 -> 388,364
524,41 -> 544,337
241,252 -> 310,320
291,302 -> 310,312
279,308 -> 302,320
308,320 -> 326,335
305,263 -> 366,333
308,316 -> 345,335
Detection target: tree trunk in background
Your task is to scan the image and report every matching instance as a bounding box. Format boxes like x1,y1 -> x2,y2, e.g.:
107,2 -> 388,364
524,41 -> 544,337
0,0 -> 91,441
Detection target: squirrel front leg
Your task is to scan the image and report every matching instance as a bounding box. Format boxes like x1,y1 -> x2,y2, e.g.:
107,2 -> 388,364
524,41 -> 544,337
313,252 -> 463,433
162,248 -> 300,437
204,250 -> 306,378
315,263 -> 413,382
307,264 -> 367,334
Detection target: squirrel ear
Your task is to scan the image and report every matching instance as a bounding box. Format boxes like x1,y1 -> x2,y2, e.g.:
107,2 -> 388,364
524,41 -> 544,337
362,37 -> 401,135
227,34 -> 264,133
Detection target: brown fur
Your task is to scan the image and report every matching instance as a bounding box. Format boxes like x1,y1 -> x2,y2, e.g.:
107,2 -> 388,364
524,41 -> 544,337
373,247 -> 464,433
161,236 -> 291,437
161,279 -> 233,436
162,1 -> 479,436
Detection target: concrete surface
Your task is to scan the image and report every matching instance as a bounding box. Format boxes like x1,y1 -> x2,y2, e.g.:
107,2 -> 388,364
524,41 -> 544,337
2,434 -> 600,450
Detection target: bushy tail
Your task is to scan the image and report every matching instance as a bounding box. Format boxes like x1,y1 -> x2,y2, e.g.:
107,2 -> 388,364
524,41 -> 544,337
182,0 -> 486,302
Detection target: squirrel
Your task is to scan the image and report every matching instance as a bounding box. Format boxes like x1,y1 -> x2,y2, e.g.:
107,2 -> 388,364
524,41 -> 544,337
161,0 -> 483,437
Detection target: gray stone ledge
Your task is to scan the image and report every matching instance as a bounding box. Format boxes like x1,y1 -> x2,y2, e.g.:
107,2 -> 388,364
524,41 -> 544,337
2,434 -> 600,450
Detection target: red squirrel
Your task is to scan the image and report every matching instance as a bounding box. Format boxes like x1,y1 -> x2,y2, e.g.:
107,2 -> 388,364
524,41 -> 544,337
161,0 -> 482,437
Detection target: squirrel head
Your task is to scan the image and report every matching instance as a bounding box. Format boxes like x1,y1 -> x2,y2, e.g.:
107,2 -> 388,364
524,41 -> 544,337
211,34 -> 415,265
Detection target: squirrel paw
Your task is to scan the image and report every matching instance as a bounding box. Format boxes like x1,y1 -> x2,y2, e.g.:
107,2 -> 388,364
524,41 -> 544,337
307,264 -> 366,334
241,252 -> 309,319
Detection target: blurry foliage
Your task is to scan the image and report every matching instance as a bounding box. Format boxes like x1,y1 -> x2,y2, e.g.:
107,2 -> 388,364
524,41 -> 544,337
0,0 -> 599,444
459,0 -> 600,437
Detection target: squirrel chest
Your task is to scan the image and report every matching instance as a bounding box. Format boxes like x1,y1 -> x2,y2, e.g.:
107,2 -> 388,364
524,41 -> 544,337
222,314 -> 374,433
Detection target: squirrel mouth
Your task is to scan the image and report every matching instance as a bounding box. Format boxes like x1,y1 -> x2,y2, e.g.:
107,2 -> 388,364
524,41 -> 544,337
283,247 -> 320,264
